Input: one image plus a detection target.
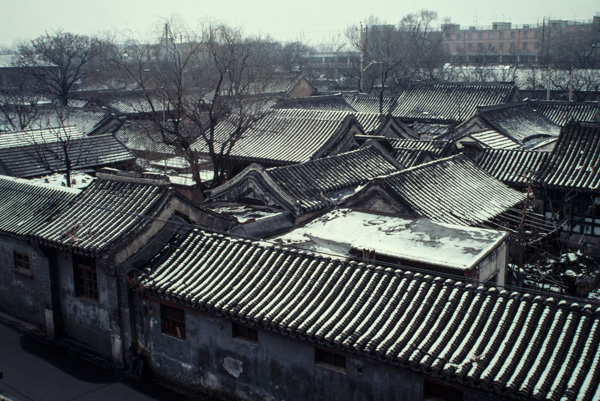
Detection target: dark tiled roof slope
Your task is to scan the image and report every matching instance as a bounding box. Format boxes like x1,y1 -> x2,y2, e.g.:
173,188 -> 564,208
469,129 -> 520,149
272,95 -> 356,111
139,230 -> 600,401
392,149 -> 428,168
377,154 -> 526,226
0,175 -> 79,238
0,134 -> 134,178
538,123 -> 600,191
268,145 -> 401,213
392,82 -> 518,123
114,123 -> 176,154
32,179 -> 169,256
207,145 -> 401,216
478,103 -> 561,144
193,109 -> 359,165
477,149 -> 549,186
387,138 -> 453,158
531,101 -> 600,126
342,93 -> 397,114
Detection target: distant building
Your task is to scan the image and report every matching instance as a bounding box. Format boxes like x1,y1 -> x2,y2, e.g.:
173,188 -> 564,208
442,16 -> 600,65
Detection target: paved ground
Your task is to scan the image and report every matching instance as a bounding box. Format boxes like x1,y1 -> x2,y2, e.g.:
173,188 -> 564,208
0,321 -> 215,401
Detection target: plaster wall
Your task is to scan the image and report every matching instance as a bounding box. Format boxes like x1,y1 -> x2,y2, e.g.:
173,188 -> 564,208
475,241 -> 507,285
137,302 -> 422,401
0,237 -> 50,329
56,251 -> 114,355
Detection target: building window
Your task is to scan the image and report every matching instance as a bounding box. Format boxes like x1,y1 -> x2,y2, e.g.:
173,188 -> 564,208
478,32 -> 483,40
499,31 -> 504,39
424,381 -> 464,401
455,32 -> 461,40
232,323 -> 258,343
499,42 -> 504,51
488,43 -> 495,51
523,31 -> 528,39
488,32 -> 494,39
510,31 -> 516,39
14,252 -> 30,270
315,348 -> 346,372
468,32 -> 473,40
74,256 -> 98,300
510,42 -> 516,51
160,304 -> 186,340
523,42 -> 528,50
468,43 -> 473,51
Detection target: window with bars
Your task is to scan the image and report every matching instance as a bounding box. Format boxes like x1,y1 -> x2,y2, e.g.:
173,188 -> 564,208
232,323 -> 258,343
424,381 -> 464,401
161,304 -> 186,340
14,252 -> 30,270
315,348 -> 346,372
74,256 -> 98,300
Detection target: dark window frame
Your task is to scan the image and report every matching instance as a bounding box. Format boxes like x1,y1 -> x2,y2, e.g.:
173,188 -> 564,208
232,323 -> 259,343
160,303 -> 186,340
73,255 -> 98,300
14,251 -> 30,270
315,348 -> 346,373
424,380 -> 464,401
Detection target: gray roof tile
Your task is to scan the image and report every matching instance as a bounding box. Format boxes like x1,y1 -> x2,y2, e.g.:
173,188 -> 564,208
538,123 -> 600,191
32,179 -> 169,256
0,175 -> 79,238
139,229 -> 600,401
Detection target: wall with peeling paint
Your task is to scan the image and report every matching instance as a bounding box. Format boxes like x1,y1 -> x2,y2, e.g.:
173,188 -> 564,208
0,237 -> 51,329
136,300 -> 423,401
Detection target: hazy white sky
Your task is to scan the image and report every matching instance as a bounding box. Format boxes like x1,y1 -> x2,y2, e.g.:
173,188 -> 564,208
1,0 -> 598,48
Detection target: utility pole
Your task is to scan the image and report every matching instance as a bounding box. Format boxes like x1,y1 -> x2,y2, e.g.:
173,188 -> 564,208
359,23 -> 367,93
546,66 -> 551,100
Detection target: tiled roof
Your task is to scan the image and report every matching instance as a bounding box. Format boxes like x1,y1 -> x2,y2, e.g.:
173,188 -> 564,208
207,144 -> 401,216
538,123 -> 600,191
468,129 -> 520,149
272,97 -> 389,134
353,112 -> 388,134
0,175 -> 79,238
531,101 -> 600,126
0,107 -> 120,136
477,149 -> 549,186
114,122 -> 181,155
410,122 -> 455,137
252,73 -> 308,95
392,149 -> 429,168
369,154 -> 526,226
387,138 -> 453,158
477,103 -> 561,145
139,229 -> 600,401
32,179 -> 169,256
193,109 -> 360,165
0,126 -> 84,149
342,93 -> 397,114
268,145 -> 401,213
0,134 -> 134,178
392,82 -> 518,123
272,95 -> 355,111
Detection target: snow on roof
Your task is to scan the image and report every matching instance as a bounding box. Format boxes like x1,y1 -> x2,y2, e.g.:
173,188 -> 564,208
274,209 -> 507,271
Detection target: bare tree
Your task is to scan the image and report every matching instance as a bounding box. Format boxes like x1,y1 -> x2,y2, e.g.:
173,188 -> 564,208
110,21 -> 274,190
15,31 -> 102,105
23,107 -> 87,186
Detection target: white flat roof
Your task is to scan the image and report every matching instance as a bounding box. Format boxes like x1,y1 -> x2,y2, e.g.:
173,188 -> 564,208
274,209 -> 508,270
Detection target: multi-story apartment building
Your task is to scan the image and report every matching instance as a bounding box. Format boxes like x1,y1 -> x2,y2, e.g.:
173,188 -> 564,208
443,16 -> 600,65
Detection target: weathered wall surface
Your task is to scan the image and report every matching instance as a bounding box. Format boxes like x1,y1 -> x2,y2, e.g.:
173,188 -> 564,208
56,251 -> 115,355
0,237 -> 50,329
476,241 -> 507,285
136,300 -> 424,401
